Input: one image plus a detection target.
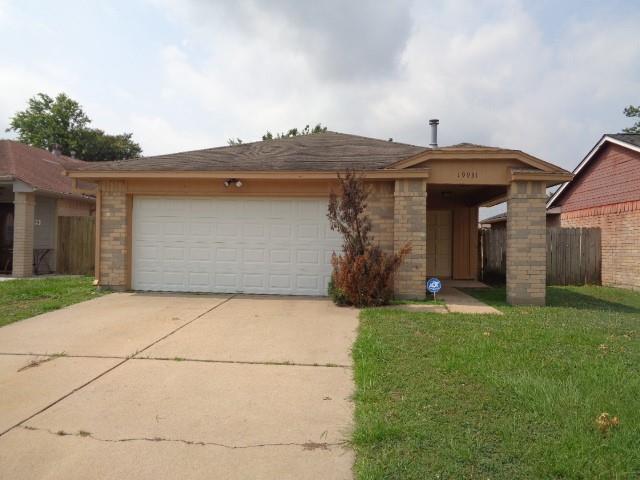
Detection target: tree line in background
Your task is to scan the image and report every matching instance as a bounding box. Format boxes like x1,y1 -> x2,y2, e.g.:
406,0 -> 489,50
6,93 -> 142,161
228,123 -> 327,146
4,91 -> 638,161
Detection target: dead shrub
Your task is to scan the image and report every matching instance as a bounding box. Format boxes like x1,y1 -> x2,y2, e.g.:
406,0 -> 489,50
327,171 -> 410,307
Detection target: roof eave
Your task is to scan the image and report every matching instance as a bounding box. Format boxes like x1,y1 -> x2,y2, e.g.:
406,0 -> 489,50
65,168 -> 432,181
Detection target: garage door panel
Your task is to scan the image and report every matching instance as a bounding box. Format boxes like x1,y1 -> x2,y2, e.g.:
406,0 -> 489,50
188,246 -> 211,261
270,224 -> 293,240
244,248 -> 266,263
215,273 -> 240,288
296,249 -> 320,265
133,197 -> 341,295
243,223 -> 266,239
296,224 -> 320,242
270,249 -> 292,264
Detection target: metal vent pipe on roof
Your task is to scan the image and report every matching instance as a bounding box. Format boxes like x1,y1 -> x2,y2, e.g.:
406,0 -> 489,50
429,119 -> 439,148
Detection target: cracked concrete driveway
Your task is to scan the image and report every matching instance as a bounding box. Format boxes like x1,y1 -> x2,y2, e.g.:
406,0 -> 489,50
0,293 -> 359,479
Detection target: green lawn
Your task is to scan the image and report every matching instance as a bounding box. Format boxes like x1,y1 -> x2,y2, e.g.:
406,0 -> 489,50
0,276 -> 104,327
353,285 -> 640,479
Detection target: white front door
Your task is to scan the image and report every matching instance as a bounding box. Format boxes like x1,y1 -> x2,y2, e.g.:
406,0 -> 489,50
132,196 -> 342,296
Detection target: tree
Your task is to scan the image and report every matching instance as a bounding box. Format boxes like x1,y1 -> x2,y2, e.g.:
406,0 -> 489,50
327,171 -> 410,307
76,129 -> 142,161
6,92 -> 142,161
262,123 -> 327,141
623,105 -> 640,133
227,124 -> 327,145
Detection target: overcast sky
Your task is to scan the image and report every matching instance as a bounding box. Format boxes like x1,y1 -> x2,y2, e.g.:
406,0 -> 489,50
1,0 -> 639,174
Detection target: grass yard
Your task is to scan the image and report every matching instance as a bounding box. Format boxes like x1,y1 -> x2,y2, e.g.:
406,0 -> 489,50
353,285 -> 640,479
0,276 -> 103,327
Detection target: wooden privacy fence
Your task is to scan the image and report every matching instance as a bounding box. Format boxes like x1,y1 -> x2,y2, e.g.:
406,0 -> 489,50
480,227 -> 601,285
57,216 -> 95,275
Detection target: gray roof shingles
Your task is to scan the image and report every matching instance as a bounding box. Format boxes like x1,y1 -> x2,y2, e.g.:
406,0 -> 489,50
608,133 -> 640,148
67,131 -> 429,172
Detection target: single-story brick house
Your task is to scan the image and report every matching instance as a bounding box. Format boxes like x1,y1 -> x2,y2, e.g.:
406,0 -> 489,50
0,140 -> 95,276
66,127 -> 571,305
547,133 -> 640,290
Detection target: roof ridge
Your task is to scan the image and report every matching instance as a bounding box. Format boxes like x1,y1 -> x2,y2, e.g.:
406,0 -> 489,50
130,130 -> 427,163
323,130 -> 425,149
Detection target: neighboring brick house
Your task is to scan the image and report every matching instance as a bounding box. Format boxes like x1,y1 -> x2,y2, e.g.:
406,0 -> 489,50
547,134 -> 640,290
0,140 -> 95,276
66,127 -> 571,305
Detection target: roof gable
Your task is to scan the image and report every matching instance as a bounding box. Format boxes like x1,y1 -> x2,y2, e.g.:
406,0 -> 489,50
547,134 -> 640,208
387,145 -> 566,173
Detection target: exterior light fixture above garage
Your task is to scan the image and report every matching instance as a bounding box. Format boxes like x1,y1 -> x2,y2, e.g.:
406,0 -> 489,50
223,178 -> 243,188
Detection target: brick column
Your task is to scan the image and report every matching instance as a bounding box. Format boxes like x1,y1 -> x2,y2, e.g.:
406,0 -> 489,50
506,180 -> 546,305
99,181 -> 127,290
12,192 -> 36,277
394,179 -> 427,298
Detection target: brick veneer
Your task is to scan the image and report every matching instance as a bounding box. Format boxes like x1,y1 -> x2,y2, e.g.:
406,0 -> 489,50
506,180 -> 547,305
367,181 -> 394,254
12,192 -> 35,277
561,202 -> 640,290
99,181 -> 127,289
393,179 -> 427,298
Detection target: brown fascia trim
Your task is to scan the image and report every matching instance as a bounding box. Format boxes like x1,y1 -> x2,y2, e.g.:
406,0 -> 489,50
510,168 -> 573,185
386,149 -> 568,174
65,168 -> 431,181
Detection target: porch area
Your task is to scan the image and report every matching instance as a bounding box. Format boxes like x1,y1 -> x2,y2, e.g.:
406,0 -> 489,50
0,188 -> 58,277
392,177 -> 550,306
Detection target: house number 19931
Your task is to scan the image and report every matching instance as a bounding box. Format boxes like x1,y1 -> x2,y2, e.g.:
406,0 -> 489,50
457,171 -> 479,179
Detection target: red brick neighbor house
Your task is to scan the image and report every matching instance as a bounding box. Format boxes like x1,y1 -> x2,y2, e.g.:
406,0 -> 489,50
65,127 -> 572,305
547,134 -> 640,290
0,140 -> 95,276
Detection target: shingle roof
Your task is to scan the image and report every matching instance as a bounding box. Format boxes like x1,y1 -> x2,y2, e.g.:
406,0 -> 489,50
480,212 -> 507,224
608,133 -> 640,148
547,133 -> 640,208
0,140 -> 94,198
66,131 -> 428,172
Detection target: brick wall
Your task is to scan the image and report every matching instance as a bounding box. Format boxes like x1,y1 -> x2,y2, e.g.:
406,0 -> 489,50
561,201 -> 640,290
394,179 -> 427,298
506,180 -> 546,305
367,181 -> 394,255
99,181 -> 127,289
559,143 -> 640,212
12,192 -> 35,277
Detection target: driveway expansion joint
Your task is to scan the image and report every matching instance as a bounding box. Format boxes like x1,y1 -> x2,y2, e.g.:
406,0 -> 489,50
21,425 -> 346,451
0,352 -> 352,369
0,295 -> 235,439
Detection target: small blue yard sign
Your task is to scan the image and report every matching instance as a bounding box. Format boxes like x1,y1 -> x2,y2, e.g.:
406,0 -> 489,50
426,277 -> 442,300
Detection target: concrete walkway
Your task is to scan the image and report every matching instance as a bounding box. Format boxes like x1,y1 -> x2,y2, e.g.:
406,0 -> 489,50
440,287 -> 502,314
0,293 -> 358,479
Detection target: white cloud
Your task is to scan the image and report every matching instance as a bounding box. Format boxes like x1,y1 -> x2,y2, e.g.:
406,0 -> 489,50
146,0 -> 638,171
0,66 -> 63,136
128,114 -> 215,156
0,0 -> 638,174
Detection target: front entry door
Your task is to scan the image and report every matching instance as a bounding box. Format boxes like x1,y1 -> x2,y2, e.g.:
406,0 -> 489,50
426,210 -> 452,278
452,207 -> 479,279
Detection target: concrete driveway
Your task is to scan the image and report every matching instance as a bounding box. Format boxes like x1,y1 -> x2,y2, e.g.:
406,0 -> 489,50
0,293 -> 358,479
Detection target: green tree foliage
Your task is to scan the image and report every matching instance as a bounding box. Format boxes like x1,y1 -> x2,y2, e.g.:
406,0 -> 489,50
623,105 -> 640,133
228,123 -> 327,145
7,93 -> 142,161
262,123 -> 327,141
